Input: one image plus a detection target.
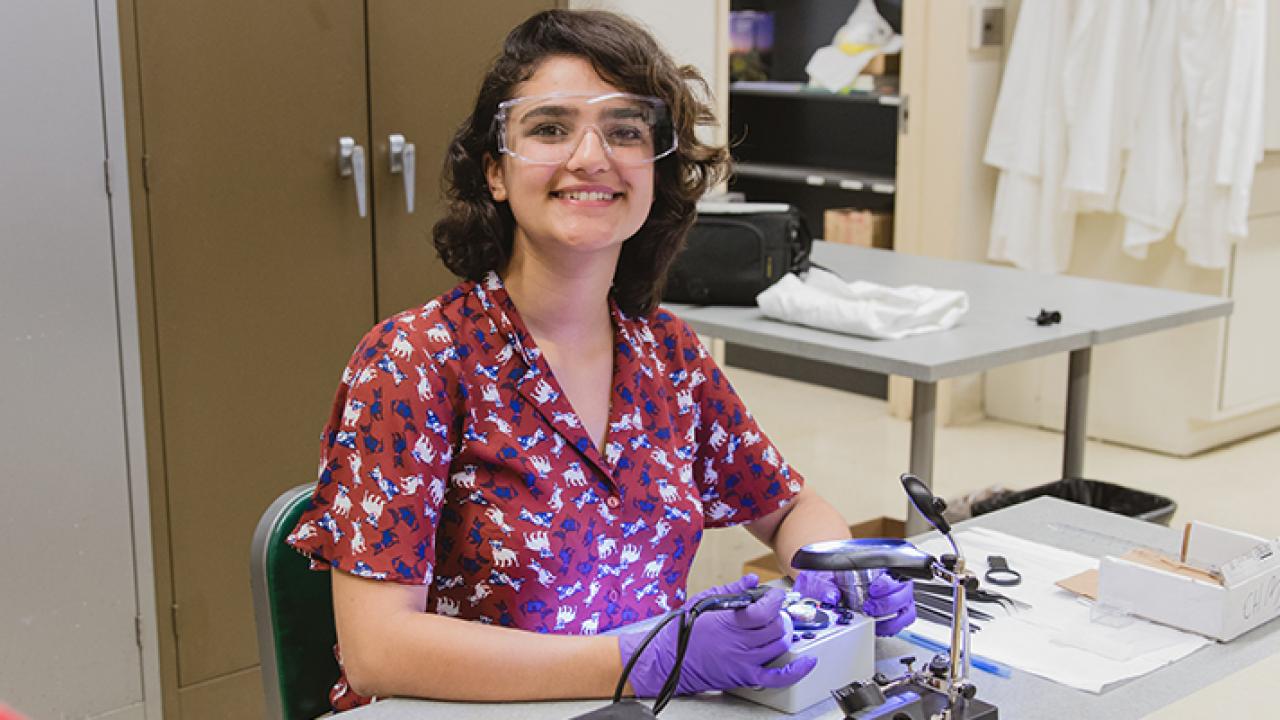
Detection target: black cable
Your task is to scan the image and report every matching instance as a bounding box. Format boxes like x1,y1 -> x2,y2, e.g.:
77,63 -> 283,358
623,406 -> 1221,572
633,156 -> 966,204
652,610 -> 698,714
612,611 -> 682,704
808,260 -> 849,282
613,589 -> 769,714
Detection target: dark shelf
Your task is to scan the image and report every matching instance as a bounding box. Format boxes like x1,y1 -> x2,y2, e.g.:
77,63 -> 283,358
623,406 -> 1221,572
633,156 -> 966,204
731,80 -> 901,107
733,161 -> 896,195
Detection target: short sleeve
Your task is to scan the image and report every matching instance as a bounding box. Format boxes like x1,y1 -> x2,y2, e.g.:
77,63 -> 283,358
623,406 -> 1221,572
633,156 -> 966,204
670,318 -> 804,529
287,319 -> 455,585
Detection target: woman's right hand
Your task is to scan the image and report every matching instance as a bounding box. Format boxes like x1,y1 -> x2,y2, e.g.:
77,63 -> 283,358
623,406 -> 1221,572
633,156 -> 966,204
617,574 -> 817,697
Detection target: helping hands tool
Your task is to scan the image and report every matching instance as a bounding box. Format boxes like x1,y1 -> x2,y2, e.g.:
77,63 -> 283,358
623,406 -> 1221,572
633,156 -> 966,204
817,474 -> 999,720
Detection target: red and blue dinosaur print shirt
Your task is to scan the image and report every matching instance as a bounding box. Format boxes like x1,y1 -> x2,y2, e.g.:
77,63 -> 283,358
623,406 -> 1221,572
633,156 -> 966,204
288,272 -> 802,709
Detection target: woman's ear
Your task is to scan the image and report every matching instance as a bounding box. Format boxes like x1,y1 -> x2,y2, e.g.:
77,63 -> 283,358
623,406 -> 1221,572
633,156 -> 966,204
484,155 -> 508,202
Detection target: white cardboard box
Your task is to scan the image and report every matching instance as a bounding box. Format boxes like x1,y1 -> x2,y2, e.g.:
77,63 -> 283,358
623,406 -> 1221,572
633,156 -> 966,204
1098,522 -> 1280,641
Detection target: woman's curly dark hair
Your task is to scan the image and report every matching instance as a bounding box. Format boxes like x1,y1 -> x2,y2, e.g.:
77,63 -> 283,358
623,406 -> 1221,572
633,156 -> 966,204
432,9 -> 730,317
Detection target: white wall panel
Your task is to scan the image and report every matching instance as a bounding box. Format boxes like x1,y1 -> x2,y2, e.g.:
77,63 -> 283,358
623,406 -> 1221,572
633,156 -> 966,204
1221,214 -> 1280,410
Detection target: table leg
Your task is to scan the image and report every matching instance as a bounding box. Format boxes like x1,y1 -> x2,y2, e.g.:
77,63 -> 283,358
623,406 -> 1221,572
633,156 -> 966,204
1063,347 -> 1092,480
907,380 -> 938,536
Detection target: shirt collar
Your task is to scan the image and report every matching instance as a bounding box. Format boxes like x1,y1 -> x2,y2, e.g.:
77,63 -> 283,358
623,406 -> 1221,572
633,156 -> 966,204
470,272 -> 670,483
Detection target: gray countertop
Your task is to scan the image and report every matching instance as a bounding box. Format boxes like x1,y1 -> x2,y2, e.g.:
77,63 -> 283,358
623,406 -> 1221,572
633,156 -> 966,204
341,498 -> 1279,719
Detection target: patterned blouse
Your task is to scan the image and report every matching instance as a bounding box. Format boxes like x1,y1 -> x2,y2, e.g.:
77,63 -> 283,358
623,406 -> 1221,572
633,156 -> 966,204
288,272 -> 803,709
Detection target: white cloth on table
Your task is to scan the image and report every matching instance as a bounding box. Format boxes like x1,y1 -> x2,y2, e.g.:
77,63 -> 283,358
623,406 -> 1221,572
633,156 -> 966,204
755,268 -> 969,341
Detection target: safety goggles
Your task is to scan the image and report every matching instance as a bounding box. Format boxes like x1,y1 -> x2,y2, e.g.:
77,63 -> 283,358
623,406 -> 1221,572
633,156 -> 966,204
495,92 -> 677,166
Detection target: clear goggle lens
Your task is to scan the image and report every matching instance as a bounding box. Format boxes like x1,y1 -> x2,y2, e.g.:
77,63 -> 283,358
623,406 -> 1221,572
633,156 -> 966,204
496,92 -> 677,166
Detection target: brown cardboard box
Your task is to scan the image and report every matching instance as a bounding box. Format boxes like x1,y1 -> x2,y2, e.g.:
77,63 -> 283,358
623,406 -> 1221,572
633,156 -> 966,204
742,516 -> 906,582
824,208 -> 894,249
863,53 -> 900,76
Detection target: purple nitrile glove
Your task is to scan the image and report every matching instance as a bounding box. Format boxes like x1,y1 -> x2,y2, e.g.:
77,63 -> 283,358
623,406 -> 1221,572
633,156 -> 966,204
862,573 -> 916,636
617,574 -> 818,697
792,570 -> 841,605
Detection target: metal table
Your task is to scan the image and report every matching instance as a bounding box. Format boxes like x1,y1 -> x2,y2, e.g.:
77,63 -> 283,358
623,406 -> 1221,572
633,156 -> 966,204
339,498 -> 1280,719
667,243 -> 1231,533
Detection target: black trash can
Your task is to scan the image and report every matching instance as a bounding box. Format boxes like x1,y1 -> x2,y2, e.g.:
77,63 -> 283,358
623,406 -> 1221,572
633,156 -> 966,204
969,478 -> 1177,526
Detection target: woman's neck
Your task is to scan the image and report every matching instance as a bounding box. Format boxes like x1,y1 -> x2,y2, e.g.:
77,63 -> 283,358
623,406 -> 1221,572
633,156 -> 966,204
501,240 -> 618,348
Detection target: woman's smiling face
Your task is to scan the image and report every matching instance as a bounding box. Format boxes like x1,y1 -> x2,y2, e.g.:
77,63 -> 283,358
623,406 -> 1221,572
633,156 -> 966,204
486,55 -> 656,260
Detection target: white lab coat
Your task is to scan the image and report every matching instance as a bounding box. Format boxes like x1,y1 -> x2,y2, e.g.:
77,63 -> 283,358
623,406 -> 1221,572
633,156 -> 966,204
990,0 -> 1268,272
985,0 -> 1076,274
1175,0 -> 1267,269
1216,0 -> 1267,239
1117,0 -> 1185,259
1061,0 -> 1150,213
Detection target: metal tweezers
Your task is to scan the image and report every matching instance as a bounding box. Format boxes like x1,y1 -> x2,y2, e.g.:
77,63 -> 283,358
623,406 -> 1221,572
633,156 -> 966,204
914,591 -> 994,621
913,602 -> 981,632
916,581 -> 1032,612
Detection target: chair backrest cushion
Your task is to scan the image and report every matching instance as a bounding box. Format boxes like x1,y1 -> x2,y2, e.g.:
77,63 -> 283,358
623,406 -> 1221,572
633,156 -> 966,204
253,485 -> 339,720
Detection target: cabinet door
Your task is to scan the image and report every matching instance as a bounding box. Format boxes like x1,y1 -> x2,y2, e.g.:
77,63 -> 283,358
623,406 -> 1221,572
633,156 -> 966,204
132,0 -> 374,713
1220,213 -> 1280,411
1,2 -> 145,718
368,0 -> 563,317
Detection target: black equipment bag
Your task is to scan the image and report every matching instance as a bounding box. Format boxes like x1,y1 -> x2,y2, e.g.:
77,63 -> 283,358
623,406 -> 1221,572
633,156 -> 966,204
663,204 -> 813,305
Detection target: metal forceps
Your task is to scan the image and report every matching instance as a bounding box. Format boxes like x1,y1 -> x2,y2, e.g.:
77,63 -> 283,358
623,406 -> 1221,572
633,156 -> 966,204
916,582 -> 1032,612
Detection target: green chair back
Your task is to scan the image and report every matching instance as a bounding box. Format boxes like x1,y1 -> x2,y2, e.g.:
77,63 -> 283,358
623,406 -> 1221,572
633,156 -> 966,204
251,484 -> 338,720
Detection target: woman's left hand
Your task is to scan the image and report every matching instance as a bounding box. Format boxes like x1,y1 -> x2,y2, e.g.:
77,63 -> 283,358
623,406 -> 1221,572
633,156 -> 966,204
792,570 -> 841,605
794,570 -> 916,636
862,574 -> 916,636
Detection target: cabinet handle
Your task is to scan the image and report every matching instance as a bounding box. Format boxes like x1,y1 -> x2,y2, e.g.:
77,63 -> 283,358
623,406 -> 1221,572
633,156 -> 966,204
389,133 -> 416,213
338,136 -> 368,218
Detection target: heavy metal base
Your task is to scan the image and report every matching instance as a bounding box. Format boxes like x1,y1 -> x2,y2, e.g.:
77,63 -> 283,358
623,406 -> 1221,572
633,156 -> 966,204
845,683 -> 998,720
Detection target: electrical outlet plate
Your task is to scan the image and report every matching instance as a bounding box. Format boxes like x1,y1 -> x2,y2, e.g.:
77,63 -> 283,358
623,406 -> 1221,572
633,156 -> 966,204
970,1 -> 1005,50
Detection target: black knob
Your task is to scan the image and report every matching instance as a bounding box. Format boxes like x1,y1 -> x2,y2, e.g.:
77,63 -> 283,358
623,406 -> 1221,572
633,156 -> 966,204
899,656 -> 916,671
961,684 -> 978,699
940,554 -> 958,570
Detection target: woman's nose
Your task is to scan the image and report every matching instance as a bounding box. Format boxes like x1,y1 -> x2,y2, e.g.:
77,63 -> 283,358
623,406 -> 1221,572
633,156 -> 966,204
565,126 -> 612,172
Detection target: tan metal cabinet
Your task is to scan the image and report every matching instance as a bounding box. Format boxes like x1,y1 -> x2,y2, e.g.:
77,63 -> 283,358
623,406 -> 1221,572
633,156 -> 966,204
120,2 -> 559,717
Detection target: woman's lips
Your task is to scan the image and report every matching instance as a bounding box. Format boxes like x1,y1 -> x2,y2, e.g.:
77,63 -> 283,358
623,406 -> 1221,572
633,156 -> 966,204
550,189 -> 623,201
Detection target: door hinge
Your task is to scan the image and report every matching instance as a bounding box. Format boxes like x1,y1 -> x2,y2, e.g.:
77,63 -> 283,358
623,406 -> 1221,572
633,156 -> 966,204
104,160 -> 113,197
170,603 -> 179,639
898,94 -> 910,135
135,615 -> 143,649
142,154 -> 151,192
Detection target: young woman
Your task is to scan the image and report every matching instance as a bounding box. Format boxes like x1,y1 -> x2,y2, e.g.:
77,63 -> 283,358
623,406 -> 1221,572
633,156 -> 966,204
288,9 -> 914,711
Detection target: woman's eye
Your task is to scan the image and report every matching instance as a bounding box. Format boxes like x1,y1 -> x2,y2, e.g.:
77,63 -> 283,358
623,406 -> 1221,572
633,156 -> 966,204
607,125 -> 648,145
528,123 -> 570,139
